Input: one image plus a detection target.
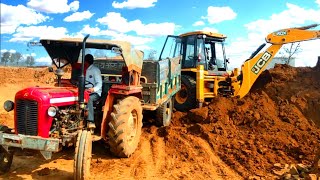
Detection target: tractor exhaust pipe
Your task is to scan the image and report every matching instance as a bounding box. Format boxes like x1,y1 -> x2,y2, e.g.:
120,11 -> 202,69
78,34 -> 90,109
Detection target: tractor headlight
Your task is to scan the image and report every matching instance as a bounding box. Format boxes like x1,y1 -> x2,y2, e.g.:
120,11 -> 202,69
3,100 -> 14,112
48,106 -> 58,117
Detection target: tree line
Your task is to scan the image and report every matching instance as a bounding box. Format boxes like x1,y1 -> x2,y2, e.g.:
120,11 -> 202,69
1,51 -> 35,66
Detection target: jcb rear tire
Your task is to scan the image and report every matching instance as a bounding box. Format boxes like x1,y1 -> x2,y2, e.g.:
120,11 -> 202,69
74,130 -> 92,180
0,147 -> 13,175
174,75 -> 197,112
156,98 -> 173,127
108,96 -> 143,158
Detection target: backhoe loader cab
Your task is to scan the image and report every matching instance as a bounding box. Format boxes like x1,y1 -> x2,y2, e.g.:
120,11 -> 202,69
179,31 -> 228,71
166,31 -> 229,111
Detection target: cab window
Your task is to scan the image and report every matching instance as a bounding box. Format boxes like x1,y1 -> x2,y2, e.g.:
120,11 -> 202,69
183,36 -> 196,68
159,36 -> 182,60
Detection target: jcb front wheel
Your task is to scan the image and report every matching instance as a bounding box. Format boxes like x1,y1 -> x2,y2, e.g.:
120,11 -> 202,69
74,130 -> 92,180
174,75 -> 197,112
108,96 -> 143,158
0,147 -> 13,175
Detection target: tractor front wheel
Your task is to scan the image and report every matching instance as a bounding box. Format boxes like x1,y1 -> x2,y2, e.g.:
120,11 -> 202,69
108,96 -> 143,158
74,130 -> 92,180
0,147 -> 13,175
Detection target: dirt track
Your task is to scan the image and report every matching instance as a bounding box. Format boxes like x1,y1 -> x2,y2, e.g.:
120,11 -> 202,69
0,64 -> 319,179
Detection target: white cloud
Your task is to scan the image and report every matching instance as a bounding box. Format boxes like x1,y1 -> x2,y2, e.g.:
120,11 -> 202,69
202,6 -> 237,24
111,33 -> 154,46
295,40 -> 320,67
201,27 -> 219,32
134,45 -> 152,51
69,1 -> 79,12
75,25 -> 154,46
226,36 -> 265,69
245,3 -> 320,36
97,12 -> 175,36
1,49 -> 24,55
36,56 -> 51,62
77,25 -> 103,36
1,25 -> 18,35
27,0 -> 79,13
1,49 -> 16,57
0,3 -> 49,34
226,2 -> 320,69
97,12 -> 137,33
35,56 -> 52,64
9,49 -> 17,53
112,0 -> 157,9
9,26 -> 68,42
75,25 -> 122,38
193,21 -> 205,26
64,11 -> 94,22
317,0 -> 320,6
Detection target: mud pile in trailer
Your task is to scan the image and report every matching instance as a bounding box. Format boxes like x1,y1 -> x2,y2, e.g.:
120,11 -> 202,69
0,64 -> 320,179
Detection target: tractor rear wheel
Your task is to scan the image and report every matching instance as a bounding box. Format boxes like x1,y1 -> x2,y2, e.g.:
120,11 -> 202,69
108,96 -> 143,158
156,97 -> 173,127
74,130 -> 92,180
0,147 -> 13,175
174,75 -> 197,111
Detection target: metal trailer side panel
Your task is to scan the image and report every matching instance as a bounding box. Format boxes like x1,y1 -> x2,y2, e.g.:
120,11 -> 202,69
141,58 -> 181,110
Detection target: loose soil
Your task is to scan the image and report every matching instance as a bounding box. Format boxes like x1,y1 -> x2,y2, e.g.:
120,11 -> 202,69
0,63 -> 319,179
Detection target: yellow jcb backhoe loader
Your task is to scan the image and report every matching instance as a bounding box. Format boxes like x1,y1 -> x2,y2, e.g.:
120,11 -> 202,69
159,24 -> 320,111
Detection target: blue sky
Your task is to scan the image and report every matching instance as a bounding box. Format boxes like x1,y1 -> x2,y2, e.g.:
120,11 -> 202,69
1,0 -> 319,68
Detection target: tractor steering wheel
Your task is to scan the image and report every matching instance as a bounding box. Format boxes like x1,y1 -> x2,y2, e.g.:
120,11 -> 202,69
69,80 -> 94,88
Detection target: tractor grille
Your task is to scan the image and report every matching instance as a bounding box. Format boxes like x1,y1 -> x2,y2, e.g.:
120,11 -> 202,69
16,100 -> 38,136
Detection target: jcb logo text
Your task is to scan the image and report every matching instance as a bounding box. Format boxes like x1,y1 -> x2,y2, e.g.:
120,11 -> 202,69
251,52 -> 272,74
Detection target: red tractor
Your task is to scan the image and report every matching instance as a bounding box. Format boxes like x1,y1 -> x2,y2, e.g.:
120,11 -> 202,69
0,35 -> 182,179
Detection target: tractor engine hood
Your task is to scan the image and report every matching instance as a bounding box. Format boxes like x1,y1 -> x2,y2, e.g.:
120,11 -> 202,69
15,86 -> 89,106
14,86 -> 89,138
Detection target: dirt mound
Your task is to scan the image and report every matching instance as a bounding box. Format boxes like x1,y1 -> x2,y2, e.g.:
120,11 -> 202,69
0,67 -> 49,85
0,66 -> 71,87
170,64 -> 320,178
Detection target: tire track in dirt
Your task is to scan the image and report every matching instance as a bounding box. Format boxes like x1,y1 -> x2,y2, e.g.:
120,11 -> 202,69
89,126 -> 168,179
127,126 -> 167,179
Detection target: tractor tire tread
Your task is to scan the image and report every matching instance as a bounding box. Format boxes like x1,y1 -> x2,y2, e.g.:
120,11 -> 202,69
108,96 -> 143,158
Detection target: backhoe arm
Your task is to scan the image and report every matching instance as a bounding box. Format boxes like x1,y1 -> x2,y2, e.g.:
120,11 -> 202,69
234,24 -> 320,98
